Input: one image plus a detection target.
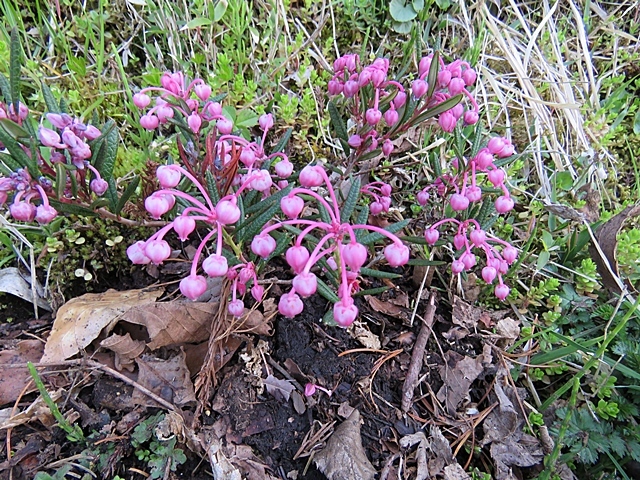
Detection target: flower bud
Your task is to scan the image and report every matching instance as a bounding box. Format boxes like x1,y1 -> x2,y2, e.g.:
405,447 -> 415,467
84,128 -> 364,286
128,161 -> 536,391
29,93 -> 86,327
187,112 -> 202,133
38,127 -> 64,148
180,274 -> 208,300
46,113 -> 72,129
474,148 -> 494,169
384,108 -> 399,126
412,79 -> 428,98
249,169 -> 273,192
35,204 -> 58,224
286,246 -> 310,274
278,291 -> 304,318
228,299 -> 245,317
365,108 -> 382,125
194,84 -> 212,101
127,241 -> 151,264
384,243 -> 409,267
348,135 -> 362,148
334,299 -> 358,327
293,272 -> 318,297
469,229 -> 486,246
450,193 -> 469,211
133,93 -> 151,108
495,196 -> 515,214
9,201 -> 36,222
343,242 -> 367,270
382,139 -> 394,156
437,69 -> 452,87
217,118 -> 233,134
259,113 -> 274,131
251,284 -> 264,301
502,246 -> 518,264
417,190 -> 430,206
453,234 -> 466,250
251,234 -> 277,259
145,194 -> 172,219
438,111 -> 457,132
451,260 -> 465,274
343,80 -> 359,97
464,110 -> 479,125
448,77 -> 466,95
145,239 -> 172,264
488,168 -> 505,186
299,165 -> 324,187
393,91 -> 407,108
280,195 -> 305,219
275,158 -> 293,178
462,68 -> 477,86
424,229 -> 439,245
482,266 -> 497,284
173,215 -> 196,241
216,198 -> 241,224
203,254 -> 229,277
327,80 -> 343,95
495,283 -> 510,300
465,186 -> 482,202
140,114 -> 159,130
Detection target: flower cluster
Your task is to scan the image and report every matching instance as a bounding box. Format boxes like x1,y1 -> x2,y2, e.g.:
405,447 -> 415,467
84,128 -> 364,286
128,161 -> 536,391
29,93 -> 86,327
328,53 -> 479,158
251,164 -> 409,327
133,71 -> 232,136
0,102 -> 107,225
419,136 -> 518,299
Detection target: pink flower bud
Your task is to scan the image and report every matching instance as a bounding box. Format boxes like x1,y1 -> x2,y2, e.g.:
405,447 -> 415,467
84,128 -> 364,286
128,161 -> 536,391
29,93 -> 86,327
281,195 -> 305,219
259,113 -> 274,131
217,118 -> 233,134
180,274 -> 208,300
451,260 -> 465,274
487,137 -> 506,155
46,113 -> 72,129
417,190 -> 430,206
239,148 -> 256,167
9,102 -> 29,121
278,291 -> 304,318
251,234 -> 277,259
195,84 -> 212,101
482,266 -> 497,284
157,165 -> 182,188
249,170 -> 273,192
140,114 -> 159,130
286,245 -> 310,274
156,105 -> 174,123
187,113 -> 202,133
497,141 -> 515,158
382,139 -> 394,156
384,108 -> 399,126
38,127 -> 64,148
465,186 -> 482,202
173,215 -> 196,241
437,69 -> 452,87
251,284 -> 264,301
451,104 -> 464,120
495,196 -> 514,214
438,111 -> 457,133
228,299 -> 245,317
127,241 -> 151,264
348,135 -> 362,148
371,68 -> 386,87
495,283 -> 510,301
474,148 -> 494,169
328,80 -> 343,95
384,243 -> 409,267
462,68 -> 477,86
469,229 -> 486,246
503,246 -> 518,264
35,204 -> 57,224
370,201 -> 383,215
299,165 -> 324,187
145,194 -> 172,219
358,69 -> 372,87
293,272 -> 318,297
464,110 -> 479,125
393,91 -> 407,108
488,168 -> 505,186
448,77 -> 466,95
216,198 -> 241,224
418,56 -> 432,76
424,229 -> 439,245
145,239 -> 171,264
203,254 -> 229,277
133,93 -> 151,108
206,102 -> 222,118
275,158 -> 293,178
365,108 -> 382,125
83,125 -> 101,140
453,234 -> 466,250
412,79 -> 428,98
9,201 -> 36,222
333,299 -> 358,327
343,80 -> 359,97
90,178 -> 109,196
380,184 -> 392,196
498,260 -> 509,274
461,252 -> 476,270
450,193 -> 469,211
380,196 -> 391,212
343,242 -> 367,270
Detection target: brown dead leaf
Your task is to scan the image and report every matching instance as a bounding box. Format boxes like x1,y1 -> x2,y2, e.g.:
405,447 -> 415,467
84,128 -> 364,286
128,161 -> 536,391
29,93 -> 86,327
452,296 -> 506,330
234,309 -> 272,336
352,324 -> 381,349
315,409 -> 376,480
0,390 -> 61,430
133,349 -> 196,407
437,351 -> 484,415
443,463 -> 472,480
589,203 -> 640,292
264,374 -> 294,402
0,339 -> 43,405
100,333 -> 145,371
41,289 -> 162,363
364,295 -> 409,320
495,318 -> 521,348
125,301 -> 217,349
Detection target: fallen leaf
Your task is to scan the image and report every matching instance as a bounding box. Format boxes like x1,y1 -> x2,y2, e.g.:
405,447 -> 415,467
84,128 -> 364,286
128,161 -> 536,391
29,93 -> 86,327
0,390 -> 62,430
442,326 -> 470,341
364,295 -> 409,321
427,425 -> 454,475
437,351 -> 484,415
495,318 -> 521,347
100,333 -> 145,371
400,432 -> 429,480
589,203 -> 640,292
443,463 -> 472,480
291,390 -> 306,415
204,430 -> 243,480
0,267 -> 50,311
133,349 -> 196,407
452,296 -> 507,330
41,289 -> 162,363
124,301 -> 217,349
234,309 -> 272,336
352,324 -> 381,349
0,339 -> 43,405
314,409 -> 376,480
264,374 -> 294,402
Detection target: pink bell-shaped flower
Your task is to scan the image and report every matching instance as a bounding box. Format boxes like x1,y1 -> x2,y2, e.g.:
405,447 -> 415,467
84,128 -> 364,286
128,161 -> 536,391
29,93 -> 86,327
180,274 -> 208,300
203,254 -> 229,277
278,291 -> 304,318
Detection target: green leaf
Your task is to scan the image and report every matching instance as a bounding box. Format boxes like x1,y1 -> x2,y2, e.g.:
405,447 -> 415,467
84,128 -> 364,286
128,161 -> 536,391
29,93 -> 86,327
634,107 -> 640,135
49,199 -> 98,217
96,119 -> 119,181
391,21 -> 413,34
355,205 -> 370,241
389,0 -> 418,22
321,309 -> 337,326
55,163 -> 66,200
41,82 -> 59,113
115,176 -> 140,215
359,267 -> 401,279
407,258 -> 447,266
235,109 -> 258,128
0,73 -> 10,103
0,117 -> 30,140
328,100 -> 350,151
271,127 -> 292,154
316,277 -> 340,303
243,184 -> 292,216
10,28 -> 22,110
66,56 -> 86,77
205,170 -> 220,204
0,152 -> 21,173
181,17 -> 213,30
339,176 -> 361,223
264,233 -> 292,263
426,51 -> 440,98
409,94 -> 463,127
0,122 -> 37,176
359,218 -> 411,245
412,0 -> 424,11
235,201 -> 281,243
213,0 -> 229,21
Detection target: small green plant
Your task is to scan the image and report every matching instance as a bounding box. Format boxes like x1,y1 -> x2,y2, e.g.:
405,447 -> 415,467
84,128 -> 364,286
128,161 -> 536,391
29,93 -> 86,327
131,414 -> 187,479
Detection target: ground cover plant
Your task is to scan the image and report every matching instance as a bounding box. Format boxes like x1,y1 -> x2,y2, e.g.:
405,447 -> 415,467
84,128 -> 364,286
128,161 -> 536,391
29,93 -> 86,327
0,1 -> 639,479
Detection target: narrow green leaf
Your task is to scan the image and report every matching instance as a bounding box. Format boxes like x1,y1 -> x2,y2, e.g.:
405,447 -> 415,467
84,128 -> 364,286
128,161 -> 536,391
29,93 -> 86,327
0,73 -> 10,103
90,198 -> 111,209
426,51 -> 440,98
339,176 -> 361,222
355,205 -> 370,242
205,170 -> 220,204
470,120 -> 484,157
181,17 -> 213,30
328,100 -> 350,149
115,176 -> 140,215
359,219 -> 411,245
49,199 -> 98,217
41,82 -> 59,114
0,152 -> 21,173
409,94 -> 463,127
235,201 -> 281,243
10,28 -> 22,110
243,184 -> 292,216
271,127 -> 292,154
316,277 -> 340,303
406,258 -> 447,266
359,267 -> 402,279
0,124 -> 37,175
321,309 -> 337,326
264,233 -> 292,263
0,118 -> 30,140
213,0 -> 229,21
55,163 -> 66,200
476,196 -> 495,230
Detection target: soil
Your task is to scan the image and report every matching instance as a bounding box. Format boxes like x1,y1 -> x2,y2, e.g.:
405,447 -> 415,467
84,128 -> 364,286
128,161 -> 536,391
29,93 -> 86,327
0,264 -> 525,480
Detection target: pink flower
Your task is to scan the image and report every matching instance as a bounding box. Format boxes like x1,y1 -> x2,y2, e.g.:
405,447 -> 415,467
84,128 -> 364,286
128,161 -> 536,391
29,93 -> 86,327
503,246 -> 518,264
474,148 -> 494,169
437,69 -> 452,87
451,260 -> 465,274
35,204 -> 57,224
293,272 -> 318,297
145,194 -> 172,218
417,190 -> 430,206
217,118 -> 233,134
133,93 -> 151,108
46,113 -> 72,129
384,243 -> 409,267
348,135 -> 362,148
251,234 -> 277,259
461,252 -> 476,270
469,229 -> 486,246
450,193 -> 469,211
194,84 -> 212,101
495,283 -> 510,301
328,80 -> 343,95
127,241 -> 151,264
365,108 -> 382,125
488,168 -> 505,187
453,234 -> 466,250
251,284 -> 264,302
38,127 -> 64,148
187,113 -> 202,133
464,110 -> 479,125
286,245 -> 310,274
83,125 -> 101,140
216,198 -> 241,224
487,137 -> 506,155
249,170 -> 273,192
173,215 -> 196,241
424,229 -> 439,245
9,201 -> 36,222
157,165 -> 182,188
382,139 -> 394,156
259,113 -> 274,130
281,195 -> 305,219
180,275 -> 208,300
411,79 -> 428,98
203,254 -> 229,277
145,239 -> 172,264
299,165 -> 324,187
448,77 -> 466,95
462,68 -> 477,86
278,291 -> 304,318
343,242 -> 367,270
465,186 -> 482,202
140,114 -> 159,130
438,111 -> 457,133
393,91 -> 407,108
482,266 -> 497,284
275,159 -> 293,178
495,196 -> 514,214
333,298 -> 358,327
384,108 -> 399,126
343,80 -> 359,97
228,299 -> 245,317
